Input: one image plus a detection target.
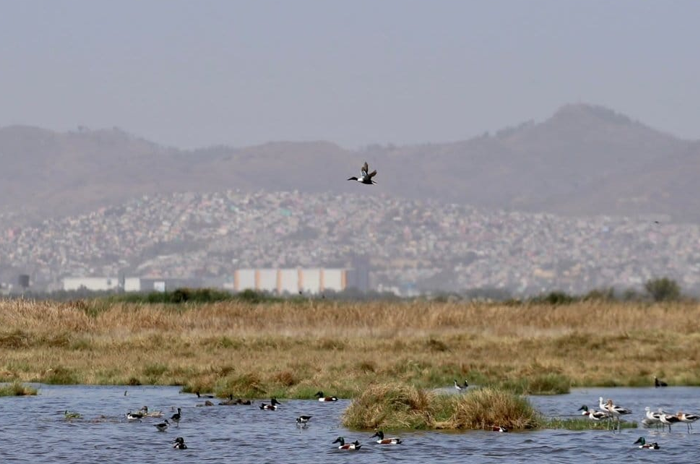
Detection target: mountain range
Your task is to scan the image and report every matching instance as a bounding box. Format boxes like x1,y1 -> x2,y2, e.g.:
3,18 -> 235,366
1,103 -> 698,223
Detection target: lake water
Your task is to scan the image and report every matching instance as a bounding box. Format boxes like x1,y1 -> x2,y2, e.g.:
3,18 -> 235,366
0,385 -> 698,463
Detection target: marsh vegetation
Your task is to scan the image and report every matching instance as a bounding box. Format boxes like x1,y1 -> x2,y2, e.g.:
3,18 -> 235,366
0,298 -> 698,398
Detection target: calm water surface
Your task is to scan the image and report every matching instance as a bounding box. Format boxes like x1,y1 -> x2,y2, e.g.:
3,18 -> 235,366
1,385 -> 699,463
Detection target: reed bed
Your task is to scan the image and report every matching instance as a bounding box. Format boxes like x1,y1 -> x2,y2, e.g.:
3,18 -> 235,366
0,382 -> 38,396
446,388 -> 539,430
1,299 -> 699,395
342,384 -> 539,431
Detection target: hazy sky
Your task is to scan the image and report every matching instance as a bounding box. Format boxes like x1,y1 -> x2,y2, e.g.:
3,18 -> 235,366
1,0 -> 698,149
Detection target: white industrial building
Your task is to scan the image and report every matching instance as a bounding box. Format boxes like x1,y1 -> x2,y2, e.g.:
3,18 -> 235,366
62,277 -> 142,292
233,268 -> 347,294
62,268 -> 348,295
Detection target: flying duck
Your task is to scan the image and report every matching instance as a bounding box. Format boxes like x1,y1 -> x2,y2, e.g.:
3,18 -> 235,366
259,398 -> 281,410
634,437 -> 660,449
370,431 -> 402,444
333,437 -> 361,450
315,391 -> 338,402
347,162 -> 377,185
154,419 -> 170,432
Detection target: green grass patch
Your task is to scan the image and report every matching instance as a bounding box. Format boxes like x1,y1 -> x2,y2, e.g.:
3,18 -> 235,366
0,382 -> 38,396
42,366 -> 78,385
545,417 -> 637,430
104,288 -> 282,305
498,374 -> 571,395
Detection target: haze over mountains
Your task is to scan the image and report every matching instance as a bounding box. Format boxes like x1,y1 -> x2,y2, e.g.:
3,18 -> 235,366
1,103 -> 698,223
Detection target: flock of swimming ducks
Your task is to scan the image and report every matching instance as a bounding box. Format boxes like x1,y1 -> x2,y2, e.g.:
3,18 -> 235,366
117,390 -> 390,451
69,382 -> 700,452
577,391 -> 700,450
332,430 -> 404,450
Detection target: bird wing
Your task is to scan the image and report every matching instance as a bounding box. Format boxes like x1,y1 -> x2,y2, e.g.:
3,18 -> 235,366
362,162 -> 369,175
368,170 -> 377,179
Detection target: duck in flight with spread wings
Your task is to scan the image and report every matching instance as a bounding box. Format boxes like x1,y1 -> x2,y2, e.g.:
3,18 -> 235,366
347,162 -> 377,185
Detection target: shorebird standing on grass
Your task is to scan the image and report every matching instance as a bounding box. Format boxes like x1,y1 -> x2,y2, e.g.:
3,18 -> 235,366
578,405 -> 610,422
347,162 -> 377,185
600,398 -> 632,431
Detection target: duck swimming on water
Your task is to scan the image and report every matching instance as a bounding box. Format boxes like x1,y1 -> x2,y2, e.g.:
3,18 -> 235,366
333,437 -> 361,450
370,430 -> 402,444
315,391 -> 338,402
634,437 -> 660,449
259,398 -> 281,410
172,437 -> 188,449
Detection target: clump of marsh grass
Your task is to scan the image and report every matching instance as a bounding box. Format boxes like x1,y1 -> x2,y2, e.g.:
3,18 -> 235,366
527,373 -> 571,395
446,388 -> 540,430
215,372 -> 267,398
342,384 -> 437,430
42,366 -> 78,385
0,382 -> 38,396
343,384 -> 539,431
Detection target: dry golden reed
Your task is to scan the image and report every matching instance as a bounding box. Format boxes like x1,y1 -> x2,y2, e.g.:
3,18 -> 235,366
1,299 -> 699,395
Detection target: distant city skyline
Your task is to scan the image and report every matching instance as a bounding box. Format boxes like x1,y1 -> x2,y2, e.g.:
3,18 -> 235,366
1,1 -> 699,149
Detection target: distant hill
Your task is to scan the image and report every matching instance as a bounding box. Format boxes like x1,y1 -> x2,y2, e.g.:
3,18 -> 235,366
2,103 -> 699,222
